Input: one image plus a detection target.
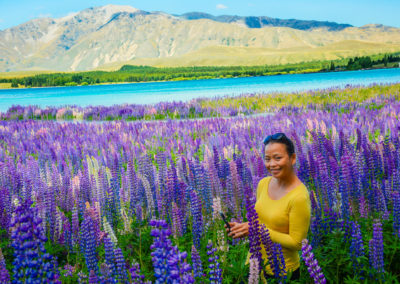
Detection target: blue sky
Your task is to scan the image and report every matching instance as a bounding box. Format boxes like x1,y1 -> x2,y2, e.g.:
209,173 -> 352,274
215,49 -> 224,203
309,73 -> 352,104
0,0 -> 399,30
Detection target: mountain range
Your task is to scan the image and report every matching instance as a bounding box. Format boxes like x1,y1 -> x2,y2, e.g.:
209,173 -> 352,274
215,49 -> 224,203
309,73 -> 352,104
1,4 -> 400,72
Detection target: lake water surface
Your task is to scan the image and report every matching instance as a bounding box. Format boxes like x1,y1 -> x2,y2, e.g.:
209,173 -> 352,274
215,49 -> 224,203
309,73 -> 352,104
1,68 -> 400,112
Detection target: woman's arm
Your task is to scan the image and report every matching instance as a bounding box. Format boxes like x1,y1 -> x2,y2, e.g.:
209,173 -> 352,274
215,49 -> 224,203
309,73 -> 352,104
268,193 -> 311,251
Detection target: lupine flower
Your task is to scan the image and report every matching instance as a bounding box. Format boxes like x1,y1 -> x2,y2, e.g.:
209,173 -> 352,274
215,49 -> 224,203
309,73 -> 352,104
10,199 -> 61,283
81,213 -> 98,274
129,260 -> 146,283
150,219 -> 194,283
392,191 -> 400,238
191,245 -> 204,280
248,257 -> 259,284
206,240 -> 222,284
190,190 -> 203,250
349,220 -> 365,276
301,239 -> 327,284
369,220 -> 384,280
63,264 -> 76,277
114,247 -> 128,283
0,249 -> 10,284
89,270 -> 99,283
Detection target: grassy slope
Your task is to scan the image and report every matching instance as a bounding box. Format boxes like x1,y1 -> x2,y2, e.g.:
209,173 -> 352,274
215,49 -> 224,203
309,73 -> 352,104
95,40 -> 400,70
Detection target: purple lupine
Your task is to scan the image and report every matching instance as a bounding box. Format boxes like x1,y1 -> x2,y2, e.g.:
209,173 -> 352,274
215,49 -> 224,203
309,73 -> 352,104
89,270 -> 99,283
392,191 -> 400,238
150,219 -> 194,283
129,260 -> 146,283
10,199 -> 61,283
0,248 -> 10,284
190,190 -> 203,250
191,245 -> 204,280
244,183 -> 264,271
206,240 -> 222,284
301,239 -> 326,284
259,224 -> 286,280
81,213 -> 98,274
369,220 -> 384,280
63,264 -> 76,278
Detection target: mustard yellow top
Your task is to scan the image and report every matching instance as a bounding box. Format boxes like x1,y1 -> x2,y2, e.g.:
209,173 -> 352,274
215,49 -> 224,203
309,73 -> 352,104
253,176 -> 311,274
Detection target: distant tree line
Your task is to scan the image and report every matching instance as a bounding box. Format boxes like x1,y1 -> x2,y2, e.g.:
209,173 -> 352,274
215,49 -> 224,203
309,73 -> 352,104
346,54 -> 400,70
1,52 -> 399,88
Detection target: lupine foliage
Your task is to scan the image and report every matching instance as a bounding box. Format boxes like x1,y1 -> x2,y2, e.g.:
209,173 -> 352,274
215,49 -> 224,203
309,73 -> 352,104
0,84 -> 400,282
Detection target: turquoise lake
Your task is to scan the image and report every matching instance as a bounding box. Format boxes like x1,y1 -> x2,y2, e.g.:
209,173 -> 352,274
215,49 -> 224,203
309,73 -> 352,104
1,68 -> 400,112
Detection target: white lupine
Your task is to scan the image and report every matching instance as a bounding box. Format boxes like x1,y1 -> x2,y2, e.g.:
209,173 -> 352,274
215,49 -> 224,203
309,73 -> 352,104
212,197 -> 222,222
248,257 -> 260,284
103,217 -> 118,246
119,207 -> 132,235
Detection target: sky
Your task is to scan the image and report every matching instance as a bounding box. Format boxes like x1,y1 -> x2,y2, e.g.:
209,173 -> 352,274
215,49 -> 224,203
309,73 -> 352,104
0,0 -> 399,30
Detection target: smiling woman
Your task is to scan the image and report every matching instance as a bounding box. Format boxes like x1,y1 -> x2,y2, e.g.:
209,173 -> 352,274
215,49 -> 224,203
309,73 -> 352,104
227,132 -> 311,281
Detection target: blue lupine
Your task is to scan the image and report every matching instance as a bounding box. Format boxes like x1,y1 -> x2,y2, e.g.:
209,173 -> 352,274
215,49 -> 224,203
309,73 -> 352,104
114,247 -> 128,283
191,245 -> 204,280
369,220 -> 384,280
206,241 -> 222,284
392,191 -> 400,238
10,199 -> 61,284
150,219 -> 194,284
349,220 -> 365,277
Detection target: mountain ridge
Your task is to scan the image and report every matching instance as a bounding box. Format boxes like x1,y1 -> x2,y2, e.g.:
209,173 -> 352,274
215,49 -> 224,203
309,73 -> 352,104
1,4 -> 400,72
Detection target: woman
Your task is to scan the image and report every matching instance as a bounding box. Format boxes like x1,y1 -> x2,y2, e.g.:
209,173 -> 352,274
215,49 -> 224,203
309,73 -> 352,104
227,133 -> 311,281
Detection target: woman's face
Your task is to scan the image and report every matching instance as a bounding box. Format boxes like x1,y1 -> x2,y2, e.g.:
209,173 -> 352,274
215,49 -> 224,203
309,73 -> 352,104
264,142 -> 296,179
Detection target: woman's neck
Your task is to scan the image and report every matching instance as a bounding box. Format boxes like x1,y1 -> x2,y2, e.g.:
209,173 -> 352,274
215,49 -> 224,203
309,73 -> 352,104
274,172 -> 298,189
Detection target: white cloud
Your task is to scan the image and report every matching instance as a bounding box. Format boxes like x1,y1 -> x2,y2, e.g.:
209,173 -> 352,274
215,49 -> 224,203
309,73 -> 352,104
216,4 -> 228,10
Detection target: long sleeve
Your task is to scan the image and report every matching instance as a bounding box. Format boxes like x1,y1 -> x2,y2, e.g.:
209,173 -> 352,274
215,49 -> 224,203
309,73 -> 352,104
267,193 -> 311,250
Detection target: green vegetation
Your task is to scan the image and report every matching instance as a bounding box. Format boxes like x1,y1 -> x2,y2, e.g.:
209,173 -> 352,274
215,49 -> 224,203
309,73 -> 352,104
1,52 -> 399,88
346,54 -> 400,70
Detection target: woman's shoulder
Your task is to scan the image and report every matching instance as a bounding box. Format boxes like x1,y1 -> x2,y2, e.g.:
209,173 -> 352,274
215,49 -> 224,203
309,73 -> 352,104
256,176 -> 272,200
290,182 -> 311,204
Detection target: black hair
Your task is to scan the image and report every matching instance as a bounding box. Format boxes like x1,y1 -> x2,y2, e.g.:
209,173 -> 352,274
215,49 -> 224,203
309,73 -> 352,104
264,134 -> 295,157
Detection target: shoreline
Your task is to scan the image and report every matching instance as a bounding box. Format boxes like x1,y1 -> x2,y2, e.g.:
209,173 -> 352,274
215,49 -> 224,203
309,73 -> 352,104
1,65 -> 398,90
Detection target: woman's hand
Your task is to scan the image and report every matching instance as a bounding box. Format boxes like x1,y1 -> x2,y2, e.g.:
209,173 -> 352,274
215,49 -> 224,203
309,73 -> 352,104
225,222 -> 249,239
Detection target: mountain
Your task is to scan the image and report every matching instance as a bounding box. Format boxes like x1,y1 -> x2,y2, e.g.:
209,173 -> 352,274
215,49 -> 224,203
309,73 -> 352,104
1,5 -> 400,72
178,12 -> 352,31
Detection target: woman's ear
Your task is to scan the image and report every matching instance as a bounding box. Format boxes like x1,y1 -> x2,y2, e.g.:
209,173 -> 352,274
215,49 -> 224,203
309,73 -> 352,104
290,153 -> 297,166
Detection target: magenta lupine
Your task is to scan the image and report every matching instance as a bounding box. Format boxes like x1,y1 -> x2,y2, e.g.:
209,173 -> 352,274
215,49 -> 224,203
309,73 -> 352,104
301,239 -> 326,284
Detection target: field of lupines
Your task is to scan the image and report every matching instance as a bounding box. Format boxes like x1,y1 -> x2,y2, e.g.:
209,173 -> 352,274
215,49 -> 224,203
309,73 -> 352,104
1,83 -> 400,122
1,84 -> 400,283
